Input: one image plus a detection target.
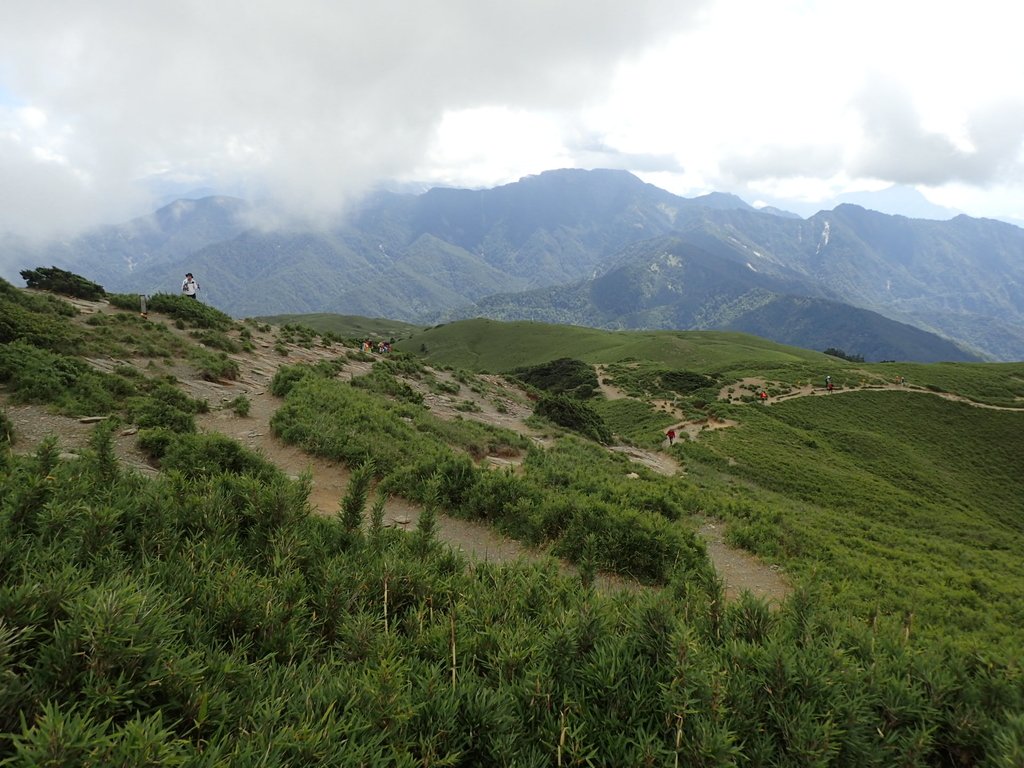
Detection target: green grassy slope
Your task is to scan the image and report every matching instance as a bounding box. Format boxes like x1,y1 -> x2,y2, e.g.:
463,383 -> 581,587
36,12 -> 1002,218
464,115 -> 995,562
255,312 -> 422,340
398,318 -> 1024,653
3,278 -> 1024,762
5,443 -> 1021,764
406,318 -> 1024,407
688,390 -> 1024,653
400,318 -> 829,372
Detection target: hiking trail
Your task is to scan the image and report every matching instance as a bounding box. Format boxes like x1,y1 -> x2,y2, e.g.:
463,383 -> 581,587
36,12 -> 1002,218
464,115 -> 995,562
9,296 -> 792,602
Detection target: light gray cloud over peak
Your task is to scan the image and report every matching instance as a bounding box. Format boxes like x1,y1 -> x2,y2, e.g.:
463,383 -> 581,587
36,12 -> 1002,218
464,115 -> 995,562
0,0 -> 707,237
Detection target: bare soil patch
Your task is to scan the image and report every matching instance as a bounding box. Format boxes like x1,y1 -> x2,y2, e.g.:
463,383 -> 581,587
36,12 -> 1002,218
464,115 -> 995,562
696,517 -> 791,604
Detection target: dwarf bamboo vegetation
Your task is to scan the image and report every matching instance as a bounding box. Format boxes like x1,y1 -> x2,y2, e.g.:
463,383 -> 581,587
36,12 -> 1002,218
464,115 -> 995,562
1,271 -> 1022,764
1,437 -> 1022,764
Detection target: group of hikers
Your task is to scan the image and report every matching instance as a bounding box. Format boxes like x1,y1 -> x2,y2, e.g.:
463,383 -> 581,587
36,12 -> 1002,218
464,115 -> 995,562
362,338 -> 394,354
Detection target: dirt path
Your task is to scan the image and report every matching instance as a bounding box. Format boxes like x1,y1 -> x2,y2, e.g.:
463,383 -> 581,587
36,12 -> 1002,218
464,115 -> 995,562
4,299 -> 794,602
696,518 -> 790,604
721,376 -> 1024,411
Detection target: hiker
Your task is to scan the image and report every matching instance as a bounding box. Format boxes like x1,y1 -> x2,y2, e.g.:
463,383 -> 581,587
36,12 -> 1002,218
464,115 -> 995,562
827,381 -> 834,394
760,390 -> 768,403
181,272 -> 200,300
666,428 -> 676,446
825,374 -> 831,389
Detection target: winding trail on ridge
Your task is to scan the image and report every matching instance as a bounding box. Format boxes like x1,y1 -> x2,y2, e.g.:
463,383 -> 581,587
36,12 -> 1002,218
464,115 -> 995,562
8,299 -> 793,601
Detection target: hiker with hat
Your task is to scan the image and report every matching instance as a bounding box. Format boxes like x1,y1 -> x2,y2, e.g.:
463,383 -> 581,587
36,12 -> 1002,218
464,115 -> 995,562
182,272 -> 200,300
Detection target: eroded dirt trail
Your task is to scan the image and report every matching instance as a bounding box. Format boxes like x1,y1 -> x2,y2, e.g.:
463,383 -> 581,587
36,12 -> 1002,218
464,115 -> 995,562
6,300 -> 794,602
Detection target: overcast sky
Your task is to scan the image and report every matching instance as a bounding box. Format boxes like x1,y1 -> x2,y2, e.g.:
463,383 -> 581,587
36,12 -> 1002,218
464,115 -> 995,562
2,0 -> 1023,239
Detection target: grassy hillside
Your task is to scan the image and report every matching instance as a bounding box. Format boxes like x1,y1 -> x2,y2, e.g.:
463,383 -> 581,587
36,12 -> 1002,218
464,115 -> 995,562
3,277 -> 1024,763
256,312 -> 422,341
6,441 -> 1022,764
408,318 -> 1024,407
689,391 -> 1024,654
403,317 -> 1024,655
400,318 -> 829,372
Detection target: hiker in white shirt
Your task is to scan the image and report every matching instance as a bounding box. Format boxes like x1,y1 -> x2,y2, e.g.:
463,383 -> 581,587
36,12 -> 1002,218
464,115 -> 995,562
182,272 -> 200,299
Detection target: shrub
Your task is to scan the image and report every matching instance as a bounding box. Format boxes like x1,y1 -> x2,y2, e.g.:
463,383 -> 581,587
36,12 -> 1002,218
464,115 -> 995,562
350,368 -> 424,405
229,395 -> 251,417
269,361 -> 345,397
534,393 -> 612,444
270,365 -> 312,397
0,342 -> 120,415
106,292 -> 145,311
660,369 -> 716,394
123,378 -> 204,433
157,432 -> 282,482
125,398 -> 195,433
136,428 -> 175,461
20,266 -> 105,300
190,329 -> 241,353
188,349 -> 239,382
144,293 -> 233,330
0,294 -> 80,353
511,358 -> 599,399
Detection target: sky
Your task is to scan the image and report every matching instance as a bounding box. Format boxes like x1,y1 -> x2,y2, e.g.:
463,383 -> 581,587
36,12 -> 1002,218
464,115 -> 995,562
2,0 -> 1024,240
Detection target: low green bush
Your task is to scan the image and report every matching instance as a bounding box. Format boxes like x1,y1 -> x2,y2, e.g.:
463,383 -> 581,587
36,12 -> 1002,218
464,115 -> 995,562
534,393 -> 612,444
0,410 -> 12,448
0,292 -> 81,353
144,293 -> 234,330
125,398 -> 195,433
190,329 -> 241,353
20,266 -> 105,300
229,394 -> 251,417
511,357 -> 599,398
269,360 -> 345,397
350,367 -> 424,405
155,431 -> 283,483
0,342 -> 125,415
188,348 -> 239,382
0,447 -> 1019,765
136,427 -> 175,461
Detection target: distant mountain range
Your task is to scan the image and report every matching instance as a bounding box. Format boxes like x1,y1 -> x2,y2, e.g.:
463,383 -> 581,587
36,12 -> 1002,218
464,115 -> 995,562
4,168 -> 1022,361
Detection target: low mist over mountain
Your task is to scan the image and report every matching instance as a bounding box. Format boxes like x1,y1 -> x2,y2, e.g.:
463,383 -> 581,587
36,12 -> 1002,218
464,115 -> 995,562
4,168 -> 1021,360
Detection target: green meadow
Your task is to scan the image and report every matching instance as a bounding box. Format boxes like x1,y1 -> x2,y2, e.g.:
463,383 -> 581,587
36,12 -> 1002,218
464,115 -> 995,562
410,319 -> 1024,657
256,312 -> 422,341
2,279 -> 1023,764
401,319 -> 828,372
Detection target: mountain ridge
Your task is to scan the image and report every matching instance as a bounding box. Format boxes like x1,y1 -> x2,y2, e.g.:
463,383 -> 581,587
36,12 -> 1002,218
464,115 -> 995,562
4,168 -> 1021,360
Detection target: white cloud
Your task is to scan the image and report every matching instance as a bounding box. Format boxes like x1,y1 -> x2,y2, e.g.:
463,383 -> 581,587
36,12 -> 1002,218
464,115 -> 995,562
0,0 -> 705,235
1,0 -> 1024,235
